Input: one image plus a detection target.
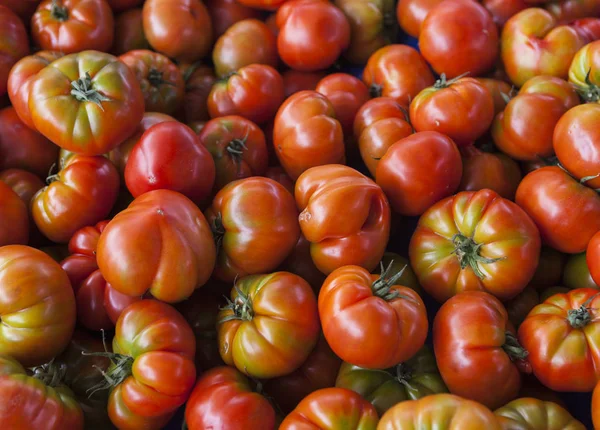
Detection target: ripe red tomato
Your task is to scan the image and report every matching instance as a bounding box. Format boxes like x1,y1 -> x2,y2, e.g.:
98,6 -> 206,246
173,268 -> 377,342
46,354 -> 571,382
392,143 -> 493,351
547,0 -> 600,24
0,168 -> 45,206
363,44 -> 434,108
276,0 -> 350,71
119,49 -> 185,115
320,264 -> 428,369
205,0 -> 262,38
208,64 -> 284,125
282,69 -> 327,97
280,387 -> 379,430
515,166 -> 600,253
410,189 -> 541,302
0,0 -> 40,22
111,8 -> 150,55
476,78 -> 513,116
178,63 -> 216,124
204,177 -> 300,281
184,366 -> 276,430
519,288 -> 600,392
594,381 -> 600,430
0,5 -> 29,98
376,131 -> 462,216
97,190 -> 216,303
586,231 -> 600,288
0,180 -> 28,246
31,0 -> 114,54
264,166 -> 295,195
482,0 -> 528,27
28,51 -> 144,156
125,121 -> 216,207
396,0 -> 443,38
419,0 -> 498,78
142,0 -> 213,63
296,165 -> 391,274
564,252 -> 598,290
494,397 -> 585,429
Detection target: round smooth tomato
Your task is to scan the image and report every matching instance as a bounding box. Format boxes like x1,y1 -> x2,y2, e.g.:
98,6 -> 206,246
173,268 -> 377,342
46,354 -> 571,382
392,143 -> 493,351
593,381 -> 600,430
564,252 -> 598,290
419,0 -> 498,78
519,288 -> 600,392
0,180 -> 28,246
376,131 -> 462,216
335,346 -> 448,417
280,387 -> 379,430
142,0 -> 213,63
274,90 -> 345,180
205,0 -> 262,38
125,121 -> 216,207
505,286 -> 540,328
319,264 -> 428,369
111,8 -> 150,56
276,0 -> 350,72
515,166 -> 600,253
410,189 -> 541,302
178,63 -> 216,124
31,0 -> 114,54
296,165 -> 390,274
217,272 -> 319,378
204,176 -> 300,281
185,366 -> 276,430
396,0 -> 443,37
0,5 -> 28,98
363,44 -> 434,108
97,190 -> 216,303
28,50 -> 144,156
119,49 -> 184,115
279,234 -> 327,293
282,69 -> 327,97
208,64 -> 284,125
529,246 -> 566,289
494,397 -> 585,429
0,168 -> 45,206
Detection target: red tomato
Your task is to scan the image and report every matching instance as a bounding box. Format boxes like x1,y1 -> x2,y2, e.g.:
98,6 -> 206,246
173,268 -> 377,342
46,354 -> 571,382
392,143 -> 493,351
142,0 -> 213,63
515,166 -> 600,253
419,0 -> 498,78
97,190 -> 217,303
282,69 -> 327,97
125,121 -> 216,207
0,5 -> 29,97
319,264 -> 428,369
111,8 -> 150,55
264,166 -> 295,195
0,180 -> 28,246
31,0 -> 114,54
396,0 -> 443,38
410,76 -> 494,146
178,63 -> 216,124
106,0 -> 142,12
593,381 -> 600,430
0,0 -> 40,22
296,165 -> 391,274
494,397 -> 585,430
276,0 -> 350,72
205,0 -> 262,38
546,0 -> 600,24
208,64 -> 284,125
587,231 -> 600,288
184,366 -> 276,430
476,78 -> 513,116
376,131 -> 462,216
0,168 -> 45,206
519,288 -> 600,392
483,0 -> 528,27
363,44 -> 435,108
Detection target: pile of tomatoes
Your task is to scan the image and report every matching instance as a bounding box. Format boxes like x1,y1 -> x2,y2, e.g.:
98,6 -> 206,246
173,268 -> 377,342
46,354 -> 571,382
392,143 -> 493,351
2,0 -> 600,429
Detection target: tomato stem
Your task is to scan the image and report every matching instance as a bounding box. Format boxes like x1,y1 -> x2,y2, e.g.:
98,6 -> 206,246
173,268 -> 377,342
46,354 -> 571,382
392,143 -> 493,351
218,285 -> 254,323
502,331 -> 529,361
51,0 -> 69,21
574,69 -> 600,102
71,72 -> 111,110
451,234 -> 503,279
82,351 -> 134,397
227,128 -> 250,171
395,362 -> 413,385
210,213 -> 225,255
147,68 -> 175,88
566,293 -> 598,328
369,83 -> 383,98
30,359 -> 68,388
371,261 -> 412,302
433,72 -> 470,90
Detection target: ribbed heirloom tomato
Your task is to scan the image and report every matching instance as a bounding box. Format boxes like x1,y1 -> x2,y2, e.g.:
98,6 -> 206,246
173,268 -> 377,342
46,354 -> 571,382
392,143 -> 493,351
0,169 -> 45,207
0,5 -> 29,98
494,397 -> 586,429
569,39 -> 600,102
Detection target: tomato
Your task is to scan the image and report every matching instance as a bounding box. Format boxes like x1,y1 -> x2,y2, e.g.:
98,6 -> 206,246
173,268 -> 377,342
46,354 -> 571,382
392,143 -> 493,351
336,346 -> 448,417
515,166 -> 600,253
28,51 -> 144,156
0,355 -> 83,429
296,165 -> 390,274
494,397 -> 585,430
353,97 -> 413,177
205,0 -> 262,38
282,69 -> 327,97
419,0 -> 498,78
213,19 -> 278,78
217,272 -> 319,378
483,0 -> 528,27
119,49 -> 184,115
199,116 -> 268,194
569,40 -> 600,102
0,0 -> 40,22
375,253 -> 423,295
279,234 -> 327,293
204,177 -> 299,281
587,231 -> 600,289
458,145 -> 522,200
363,44 -> 434,108
0,168 -> 45,206
396,0 -> 443,38
564,252 -> 599,290
111,8 -> 150,55
274,90 -> 345,180
97,190 -> 216,303
185,366 -> 276,430
0,5 -> 28,98
107,0 -> 142,12
280,387 -> 379,430
476,78 -> 513,117
142,0 -> 213,63
208,64 -> 284,125
316,73 -> 370,137
410,189 -> 541,302
594,381 -> 600,430
265,166 -> 295,195
31,0 -> 114,54
377,131 -> 462,216
519,288 -> 600,391
334,0 -> 395,64
529,246 -> 565,289
378,393 -> 501,430
410,76 -> 494,147
506,286 -> 540,328
546,0 -> 600,24
178,63 -> 216,124
0,180 -> 28,246
125,121 -> 216,207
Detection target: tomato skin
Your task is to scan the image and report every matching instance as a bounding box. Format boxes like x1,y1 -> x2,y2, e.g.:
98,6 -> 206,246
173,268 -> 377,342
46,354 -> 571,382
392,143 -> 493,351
280,387 -> 379,430
375,253 -> 423,295
265,166 -> 295,195
185,366 -> 276,430
396,0 -> 443,38
419,0 -> 498,78
178,63 -> 216,124
476,78 -> 512,117
205,177 -> 300,282
515,166 -> 600,253
279,234 -> 327,294
587,231 -> 600,288
0,0 -> 40,22
0,180 -> 29,246
282,69 -> 327,97
363,44 -> 434,108
32,0 -> 114,54
376,131 -> 462,216
296,165 -> 391,274
564,252 -> 599,290
494,397 -> 585,430
111,8 -> 149,56
142,0 -> 213,63
0,168 -> 45,206
483,0 -> 528,28
208,64 -> 285,125
0,5 -> 29,98
568,40 -> 600,100
519,288 -> 600,392
593,381 -> 600,430
529,246 -> 565,289
205,0 -> 262,38
547,0 -> 600,24
410,77 -> 494,147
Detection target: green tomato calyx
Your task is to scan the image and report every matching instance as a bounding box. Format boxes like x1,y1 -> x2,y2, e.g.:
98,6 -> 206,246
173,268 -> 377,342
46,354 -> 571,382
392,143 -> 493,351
567,293 -> 598,328
433,72 -> 470,90
31,360 -> 68,388
71,72 -> 111,110
51,0 -> 69,21
574,69 -> 600,103
451,234 -> 503,279
219,285 -> 254,323
83,351 -> 134,397
372,261 -> 410,302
